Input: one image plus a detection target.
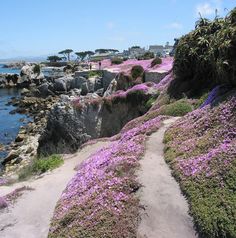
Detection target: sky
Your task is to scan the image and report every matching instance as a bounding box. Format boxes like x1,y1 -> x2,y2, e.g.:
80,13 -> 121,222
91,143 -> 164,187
0,0 -> 235,59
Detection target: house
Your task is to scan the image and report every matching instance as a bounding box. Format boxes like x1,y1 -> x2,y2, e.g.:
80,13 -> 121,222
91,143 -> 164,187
149,42 -> 173,56
149,45 -> 164,55
128,47 -> 146,58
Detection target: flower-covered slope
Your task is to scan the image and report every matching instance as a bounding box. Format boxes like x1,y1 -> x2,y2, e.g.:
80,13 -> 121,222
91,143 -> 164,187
95,57 -> 173,74
164,94 -> 236,238
49,112 -> 168,237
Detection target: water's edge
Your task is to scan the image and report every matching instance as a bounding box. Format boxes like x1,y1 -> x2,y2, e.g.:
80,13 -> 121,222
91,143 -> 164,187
0,88 -> 31,163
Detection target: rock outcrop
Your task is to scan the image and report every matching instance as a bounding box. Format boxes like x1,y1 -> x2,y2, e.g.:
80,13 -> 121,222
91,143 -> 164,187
18,65 -> 45,88
38,84 -> 158,155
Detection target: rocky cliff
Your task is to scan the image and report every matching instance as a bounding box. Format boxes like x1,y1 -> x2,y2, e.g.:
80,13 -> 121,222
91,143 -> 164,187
38,84 -> 158,155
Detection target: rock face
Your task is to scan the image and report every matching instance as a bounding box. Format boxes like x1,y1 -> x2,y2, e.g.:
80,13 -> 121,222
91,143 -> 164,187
103,79 -> 117,97
18,65 -> 45,87
145,71 -> 170,84
38,87 -> 156,155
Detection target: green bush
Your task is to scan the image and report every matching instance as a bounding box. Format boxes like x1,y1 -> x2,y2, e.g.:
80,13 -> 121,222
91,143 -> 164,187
159,99 -> 193,116
111,57 -> 123,65
131,65 -> 144,80
194,91 -> 209,108
18,154 -> 63,180
137,52 -> 155,60
169,7 -> 236,98
33,64 -> 41,75
145,95 -> 159,108
151,57 -> 162,67
88,70 -> 103,78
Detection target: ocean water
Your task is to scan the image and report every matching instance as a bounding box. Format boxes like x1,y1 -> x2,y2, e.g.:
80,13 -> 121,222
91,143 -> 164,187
0,88 -> 31,162
0,64 -> 20,75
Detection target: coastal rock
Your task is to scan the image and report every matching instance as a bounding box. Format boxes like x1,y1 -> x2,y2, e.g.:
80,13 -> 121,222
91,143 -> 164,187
53,76 -> 74,92
0,143 -> 4,152
18,65 -> 45,88
15,134 -> 25,142
94,77 -> 103,91
81,82 -> 89,95
2,151 -> 19,165
3,61 -> 26,69
21,88 -> 30,95
103,79 -> 117,97
38,82 -> 55,97
70,76 -> 87,89
38,84 -> 157,155
95,88 -> 104,97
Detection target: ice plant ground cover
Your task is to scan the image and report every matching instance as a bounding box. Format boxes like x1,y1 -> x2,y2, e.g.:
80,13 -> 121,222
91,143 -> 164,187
93,57 -> 173,74
48,115 -> 168,237
164,94 -> 236,238
72,82 -> 156,111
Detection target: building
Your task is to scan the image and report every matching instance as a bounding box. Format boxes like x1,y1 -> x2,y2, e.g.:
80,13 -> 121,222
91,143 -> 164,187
149,45 -> 164,55
128,47 -> 146,58
149,42 -> 173,56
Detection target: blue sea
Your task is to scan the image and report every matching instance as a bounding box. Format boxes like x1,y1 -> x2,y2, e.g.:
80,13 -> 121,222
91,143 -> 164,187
0,88 -> 31,163
0,64 -> 20,75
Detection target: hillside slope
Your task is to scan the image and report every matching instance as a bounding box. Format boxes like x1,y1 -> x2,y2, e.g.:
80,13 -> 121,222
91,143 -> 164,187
164,94 -> 236,238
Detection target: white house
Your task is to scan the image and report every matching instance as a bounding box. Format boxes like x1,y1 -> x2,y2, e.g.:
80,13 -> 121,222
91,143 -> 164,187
149,42 -> 173,56
128,47 -> 146,58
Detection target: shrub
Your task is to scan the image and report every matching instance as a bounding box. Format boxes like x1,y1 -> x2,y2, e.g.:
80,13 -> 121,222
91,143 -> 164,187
169,7 -> 236,98
137,52 -> 155,60
33,64 -> 41,75
194,91 -> 209,109
159,99 -> 193,116
18,154 -> 63,180
131,65 -> 144,80
88,70 -> 103,78
111,57 -> 124,65
145,95 -> 159,108
151,57 -> 162,67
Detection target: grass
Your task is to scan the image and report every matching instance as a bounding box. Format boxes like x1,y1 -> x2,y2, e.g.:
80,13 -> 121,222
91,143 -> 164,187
158,99 -> 193,116
194,92 -> 209,109
88,70 -> 103,78
145,95 -> 159,109
18,154 -> 63,180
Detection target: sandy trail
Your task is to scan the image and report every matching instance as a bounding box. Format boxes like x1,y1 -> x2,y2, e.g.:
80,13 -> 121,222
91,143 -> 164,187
0,141 -> 107,238
137,118 -> 197,238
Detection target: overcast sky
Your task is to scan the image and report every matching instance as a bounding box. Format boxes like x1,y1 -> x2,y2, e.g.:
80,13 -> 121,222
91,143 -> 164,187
0,0 -> 235,58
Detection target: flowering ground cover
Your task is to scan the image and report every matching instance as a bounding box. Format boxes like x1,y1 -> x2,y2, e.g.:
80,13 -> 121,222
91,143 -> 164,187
94,57 -> 173,74
72,82 -> 156,111
48,115 -> 167,237
164,94 -> 236,238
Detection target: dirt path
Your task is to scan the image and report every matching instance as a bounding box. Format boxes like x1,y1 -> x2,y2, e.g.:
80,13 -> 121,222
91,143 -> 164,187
0,142 -> 108,238
137,118 -> 197,238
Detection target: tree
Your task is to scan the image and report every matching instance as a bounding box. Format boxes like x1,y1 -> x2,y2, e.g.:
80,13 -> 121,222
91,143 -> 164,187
95,49 -> 119,54
131,46 -> 141,49
47,55 -> 62,62
108,49 -> 119,53
75,51 -> 94,61
58,49 -> 73,61
95,49 -> 109,54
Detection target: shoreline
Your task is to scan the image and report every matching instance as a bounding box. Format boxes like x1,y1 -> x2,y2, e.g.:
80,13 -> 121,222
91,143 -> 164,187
0,88 -> 60,181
